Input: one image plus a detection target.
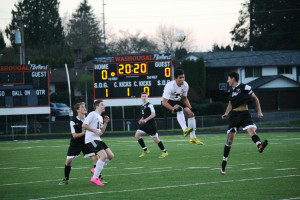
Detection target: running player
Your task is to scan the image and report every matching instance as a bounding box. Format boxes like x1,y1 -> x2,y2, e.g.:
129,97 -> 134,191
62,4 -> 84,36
58,102 -> 98,185
82,100 -> 114,186
220,71 -> 268,175
135,92 -> 168,158
162,68 -> 203,145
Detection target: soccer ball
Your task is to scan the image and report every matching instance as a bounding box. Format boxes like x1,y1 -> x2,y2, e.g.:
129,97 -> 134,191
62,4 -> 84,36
174,30 -> 185,42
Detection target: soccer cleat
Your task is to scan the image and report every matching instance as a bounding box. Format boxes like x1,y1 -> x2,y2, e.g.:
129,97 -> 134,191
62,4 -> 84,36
258,139 -> 268,153
91,168 -> 95,174
91,177 -> 104,186
220,169 -> 226,175
139,149 -> 150,157
183,127 -> 193,137
189,138 -> 204,145
100,177 -> 108,184
159,152 -> 168,158
58,178 -> 68,185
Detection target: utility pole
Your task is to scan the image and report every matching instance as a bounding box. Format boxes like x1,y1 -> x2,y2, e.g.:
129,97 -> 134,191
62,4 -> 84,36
102,0 -> 106,51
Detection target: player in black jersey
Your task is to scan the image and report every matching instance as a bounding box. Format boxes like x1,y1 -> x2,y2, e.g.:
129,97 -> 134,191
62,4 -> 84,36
220,72 -> 268,175
135,92 -> 168,158
58,102 -> 98,185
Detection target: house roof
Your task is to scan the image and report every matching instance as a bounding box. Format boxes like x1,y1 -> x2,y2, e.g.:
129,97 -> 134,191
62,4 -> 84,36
247,75 -> 300,89
182,51 -> 300,68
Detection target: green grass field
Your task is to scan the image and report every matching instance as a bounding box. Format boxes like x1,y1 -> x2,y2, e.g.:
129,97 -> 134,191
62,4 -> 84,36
0,132 -> 300,200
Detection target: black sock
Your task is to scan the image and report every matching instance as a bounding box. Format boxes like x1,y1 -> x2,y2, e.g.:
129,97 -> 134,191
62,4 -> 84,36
157,141 -> 166,152
99,173 -> 102,179
222,144 -> 231,171
94,165 -> 96,168
138,138 -> 147,151
251,135 -> 261,148
64,165 -> 71,180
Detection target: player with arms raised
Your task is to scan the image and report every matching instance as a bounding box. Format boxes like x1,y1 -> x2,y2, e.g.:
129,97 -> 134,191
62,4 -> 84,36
162,68 -> 203,145
220,71 -> 268,175
82,100 -> 114,186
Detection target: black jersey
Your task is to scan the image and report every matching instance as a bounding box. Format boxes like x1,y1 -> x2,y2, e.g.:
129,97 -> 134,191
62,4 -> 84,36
228,83 -> 254,109
70,117 -> 85,146
141,102 -> 155,123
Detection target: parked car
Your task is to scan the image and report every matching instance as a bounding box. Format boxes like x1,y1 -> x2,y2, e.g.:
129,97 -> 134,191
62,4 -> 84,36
50,103 -> 71,117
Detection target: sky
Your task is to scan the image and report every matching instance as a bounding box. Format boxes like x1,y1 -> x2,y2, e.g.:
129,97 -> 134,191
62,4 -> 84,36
0,0 -> 244,51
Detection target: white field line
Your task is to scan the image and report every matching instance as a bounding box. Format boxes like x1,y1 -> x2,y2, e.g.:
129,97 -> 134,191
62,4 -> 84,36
0,167 -> 16,169
275,168 -> 297,171
242,167 -> 263,170
124,167 -> 144,170
28,175 -> 300,200
19,167 -> 40,170
280,197 -> 300,200
187,167 -> 210,169
151,167 -> 172,170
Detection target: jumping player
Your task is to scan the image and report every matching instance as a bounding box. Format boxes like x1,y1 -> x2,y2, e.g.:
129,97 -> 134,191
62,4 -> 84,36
220,71 -> 268,175
82,100 -> 114,186
135,92 -> 168,158
58,102 -> 98,185
162,68 -> 203,145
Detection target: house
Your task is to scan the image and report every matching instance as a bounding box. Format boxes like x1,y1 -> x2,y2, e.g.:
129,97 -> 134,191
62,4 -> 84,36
182,50 -> 300,110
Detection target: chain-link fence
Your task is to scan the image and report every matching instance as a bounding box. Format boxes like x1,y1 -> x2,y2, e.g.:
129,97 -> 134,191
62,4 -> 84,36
1,111 -> 299,138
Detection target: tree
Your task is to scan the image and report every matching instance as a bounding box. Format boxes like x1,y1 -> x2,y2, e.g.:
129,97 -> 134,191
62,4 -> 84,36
231,0 -> 300,50
5,0 -> 64,49
0,30 -> 6,49
107,31 -> 158,54
66,0 -> 103,56
175,47 -> 187,60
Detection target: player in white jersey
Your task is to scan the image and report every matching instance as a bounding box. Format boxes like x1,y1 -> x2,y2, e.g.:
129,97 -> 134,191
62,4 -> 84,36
82,100 -> 114,186
162,69 -> 203,145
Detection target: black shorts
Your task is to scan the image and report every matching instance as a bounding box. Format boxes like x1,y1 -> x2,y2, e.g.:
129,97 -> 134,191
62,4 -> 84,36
86,140 -> 109,154
138,121 -> 157,136
227,110 -> 256,134
168,100 -> 187,109
67,144 -> 95,158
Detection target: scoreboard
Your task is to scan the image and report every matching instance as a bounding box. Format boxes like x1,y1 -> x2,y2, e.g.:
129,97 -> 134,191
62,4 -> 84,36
93,53 -> 173,106
0,64 -> 50,115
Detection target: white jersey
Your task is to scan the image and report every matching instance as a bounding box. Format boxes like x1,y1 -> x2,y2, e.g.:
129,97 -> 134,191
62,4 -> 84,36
84,111 -> 103,143
162,80 -> 189,101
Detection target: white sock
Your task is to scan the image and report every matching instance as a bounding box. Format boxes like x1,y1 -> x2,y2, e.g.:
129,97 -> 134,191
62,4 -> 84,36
93,159 -> 105,179
188,117 -> 196,139
104,159 -> 111,166
177,111 -> 187,131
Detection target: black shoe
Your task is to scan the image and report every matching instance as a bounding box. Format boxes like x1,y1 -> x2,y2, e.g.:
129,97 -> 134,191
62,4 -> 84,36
258,140 -> 268,153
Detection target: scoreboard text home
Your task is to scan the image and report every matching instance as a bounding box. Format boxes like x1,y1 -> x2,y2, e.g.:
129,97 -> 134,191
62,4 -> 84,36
93,53 -> 173,106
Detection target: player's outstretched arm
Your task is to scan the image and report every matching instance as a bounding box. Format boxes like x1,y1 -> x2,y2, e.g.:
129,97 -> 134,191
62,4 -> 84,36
181,96 -> 192,109
252,94 -> 263,119
222,101 -> 232,119
143,112 -> 156,123
100,116 -> 110,134
162,98 -> 181,112
72,130 -> 86,139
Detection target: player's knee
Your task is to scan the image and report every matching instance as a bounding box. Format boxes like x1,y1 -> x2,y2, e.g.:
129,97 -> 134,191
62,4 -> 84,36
108,153 -> 114,160
152,137 -> 160,143
135,132 -> 141,140
66,159 -> 73,166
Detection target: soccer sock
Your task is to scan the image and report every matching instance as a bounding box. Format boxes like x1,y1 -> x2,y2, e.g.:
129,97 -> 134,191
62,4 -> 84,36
64,165 -> 71,180
104,159 -> 111,166
222,144 -> 231,171
157,141 -> 167,153
93,159 -> 105,179
188,117 -> 196,139
138,138 -> 147,151
94,165 -> 96,168
177,111 -> 187,131
251,134 -> 261,148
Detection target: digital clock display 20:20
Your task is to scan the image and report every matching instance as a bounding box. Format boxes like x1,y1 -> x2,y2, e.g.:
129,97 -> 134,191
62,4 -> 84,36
93,54 -> 173,99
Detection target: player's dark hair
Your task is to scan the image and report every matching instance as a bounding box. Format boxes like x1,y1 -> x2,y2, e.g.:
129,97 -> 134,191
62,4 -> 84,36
74,102 -> 85,111
174,68 -> 184,79
228,71 -> 239,82
94,100 -> 103,110
141,92 -> 147,96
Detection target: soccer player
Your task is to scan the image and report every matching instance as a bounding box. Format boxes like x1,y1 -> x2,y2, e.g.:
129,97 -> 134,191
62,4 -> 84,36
162,68 -> 203,145
82,100 -> 114,186
58,102 -> 98,186
135,92 -> 168,158
220,71 -> 268,175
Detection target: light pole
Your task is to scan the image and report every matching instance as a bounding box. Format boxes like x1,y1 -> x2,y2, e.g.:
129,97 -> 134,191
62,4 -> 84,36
14,29 -> 22,64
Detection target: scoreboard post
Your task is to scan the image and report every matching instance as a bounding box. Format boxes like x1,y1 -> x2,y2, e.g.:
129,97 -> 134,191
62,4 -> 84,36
93,53 -> 173,106
0,64 -> 50,115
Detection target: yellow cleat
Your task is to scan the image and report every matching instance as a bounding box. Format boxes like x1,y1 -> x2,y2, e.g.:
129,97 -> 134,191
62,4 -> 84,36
139,150 -> 150,157
183,127 -> 193,137
189,138 -> 204,145
159,152 -> 168,158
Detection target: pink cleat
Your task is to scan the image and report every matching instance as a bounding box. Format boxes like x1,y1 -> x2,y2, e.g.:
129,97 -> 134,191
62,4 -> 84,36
91,168 -> 95,174
91,177 -> 104,186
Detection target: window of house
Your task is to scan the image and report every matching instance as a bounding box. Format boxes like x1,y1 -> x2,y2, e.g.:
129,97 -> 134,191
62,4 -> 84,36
278,66 -> 292,74
245,67 -> 261,78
